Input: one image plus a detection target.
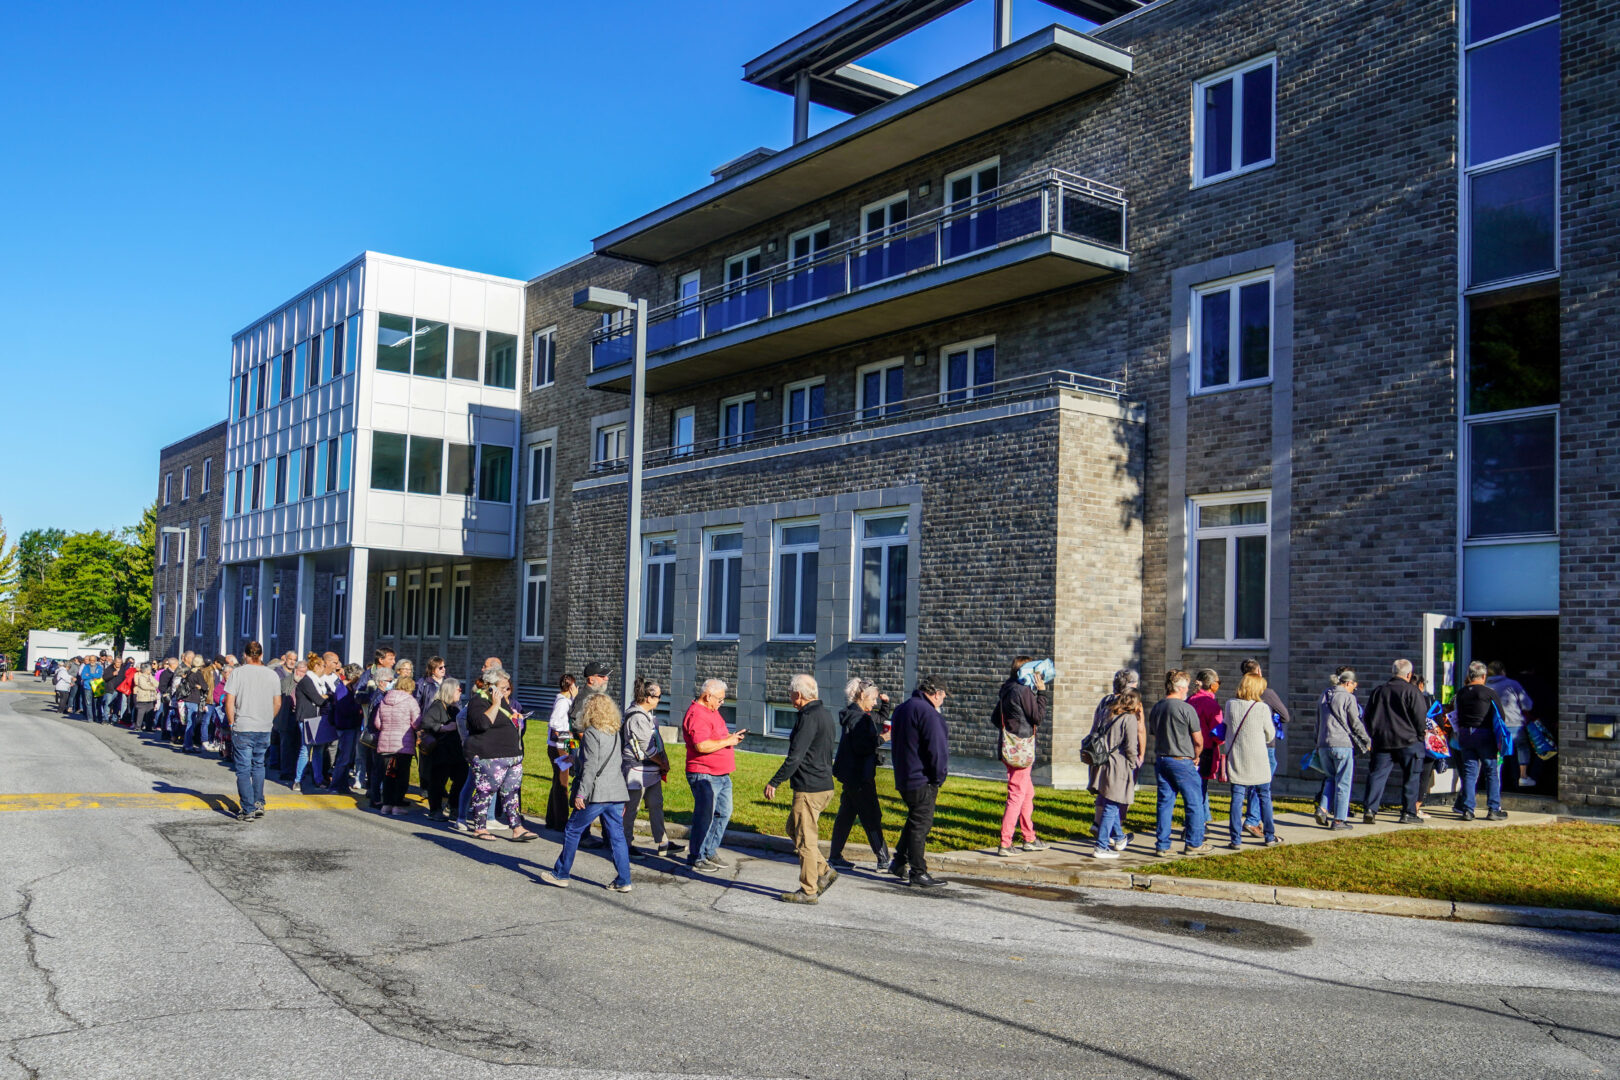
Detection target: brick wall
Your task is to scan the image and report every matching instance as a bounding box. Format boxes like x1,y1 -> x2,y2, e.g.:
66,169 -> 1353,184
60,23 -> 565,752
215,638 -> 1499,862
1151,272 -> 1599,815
151,421 -> 227,659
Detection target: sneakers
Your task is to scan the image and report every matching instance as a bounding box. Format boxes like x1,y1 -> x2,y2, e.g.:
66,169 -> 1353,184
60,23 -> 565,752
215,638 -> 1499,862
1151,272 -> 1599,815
658,842 -> 686,857
909,872 -> 945,889
1183,843 -> 1213,855
1362,812 -> 1377,824
1020,840 -> 1048,852
1112,833 -> 1134,852
1153,848 -> 1173,858
1487,809 -> 1509,821
1263,836 -> 1285,847
817,867 -> 840,895
1519,777 -> 1536,788
1397,813 -> 1426,825
691,858 -> 724,874
606,882 -> 633,894
236,810 -> 254,822
1092,849 -> 1121,860
1243,825 -> 1264,838
1314,808 -> 1330,827
487,821 -> 511,832
1328,821 -> 1354,831
629,845 -> 654,860
538,870 -> 569,889
1459,808 -> 1477,821
827,855 -> 856,870
779,890 -> 817,904
995,846 -> 1015,857
450,820 -> 471,833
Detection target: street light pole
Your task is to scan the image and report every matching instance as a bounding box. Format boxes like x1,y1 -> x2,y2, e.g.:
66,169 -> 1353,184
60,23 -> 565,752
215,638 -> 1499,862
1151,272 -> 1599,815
574,287 -> 649,711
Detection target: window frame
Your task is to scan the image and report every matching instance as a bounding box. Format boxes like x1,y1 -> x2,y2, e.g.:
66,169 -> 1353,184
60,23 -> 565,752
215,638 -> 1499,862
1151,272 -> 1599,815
854,511 -> 911,642
772,519 -> 820,642
1190,269 -> 1275,394
1191,54 -> 1277,187
181,465 -> 192,500
239,582 -> 256,638
594,422 -> 628,467
767,703 -> 799,738
201,457 -> 211,493
449,565 -> 472,639
701,528 -> 744,640
531,326 -> 557,390
1463,149 -> 1561,292
476,444 -> 514,503
642,534 -> 677,639
424,567 -> 444,638
939,335 -> 997,402
196,521 -> 208,560
1463,405 -> 1560,540
671,406 -> 696,457
162,472 -> 172,505
782,377 -> 827,435
856,357 -> 906,419
719,393 -> 757,449
943,156 -> 1002,208
330,575 -> 347,638
1186,490 -> 1272,648
378,572 -> 398,638
522,559 -> 548,642
403,570 -> 423,638
527,441 -> 554,504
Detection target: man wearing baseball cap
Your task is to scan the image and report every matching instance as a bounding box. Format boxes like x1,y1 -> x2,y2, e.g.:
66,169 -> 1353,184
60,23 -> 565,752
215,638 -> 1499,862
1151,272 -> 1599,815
569,661 -> 612,734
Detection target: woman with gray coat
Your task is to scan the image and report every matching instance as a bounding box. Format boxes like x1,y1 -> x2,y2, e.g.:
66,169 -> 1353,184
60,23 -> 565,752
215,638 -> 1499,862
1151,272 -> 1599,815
1090,688 -> 1141,859
1222,671 -> 1280,848
541,692 -> 634,892
1314,669 -> 1370,830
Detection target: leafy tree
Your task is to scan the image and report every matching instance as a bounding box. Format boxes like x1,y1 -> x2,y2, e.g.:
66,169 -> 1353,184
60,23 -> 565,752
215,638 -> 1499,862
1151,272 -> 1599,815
15,527 -> 66,585
0,516 -> 16,608
28,510 -> 154,655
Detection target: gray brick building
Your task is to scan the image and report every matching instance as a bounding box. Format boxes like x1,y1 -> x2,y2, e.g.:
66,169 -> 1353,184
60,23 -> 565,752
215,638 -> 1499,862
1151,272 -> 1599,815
152,422 -> 227,660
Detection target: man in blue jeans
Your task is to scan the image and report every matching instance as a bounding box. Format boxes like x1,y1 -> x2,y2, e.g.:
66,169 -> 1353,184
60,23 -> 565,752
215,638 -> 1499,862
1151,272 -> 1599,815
224,641 -> 284,821
1149,670 -> 1210,856
682,678 -> 746,873
1454,661 -> 1511,821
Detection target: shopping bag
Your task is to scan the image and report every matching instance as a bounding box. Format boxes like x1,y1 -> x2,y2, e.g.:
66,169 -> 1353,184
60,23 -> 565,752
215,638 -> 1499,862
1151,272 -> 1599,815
1300,749 -> 1326,776
1526,719 -> 1558,760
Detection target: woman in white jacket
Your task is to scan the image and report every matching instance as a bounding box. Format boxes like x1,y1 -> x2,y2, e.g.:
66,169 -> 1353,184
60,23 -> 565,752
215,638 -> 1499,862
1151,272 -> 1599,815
1222,671 -> 1280,849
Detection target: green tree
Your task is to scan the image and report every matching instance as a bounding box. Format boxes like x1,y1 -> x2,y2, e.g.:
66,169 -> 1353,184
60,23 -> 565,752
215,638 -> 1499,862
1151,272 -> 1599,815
15,527 -> 66,585
29,507 -> 155,656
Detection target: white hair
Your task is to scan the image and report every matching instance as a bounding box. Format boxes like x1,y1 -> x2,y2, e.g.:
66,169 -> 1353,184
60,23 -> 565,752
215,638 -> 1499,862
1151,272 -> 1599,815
700,678 -> 728,700
789,673 -> 818,700
1113,669 -> 1140,693
1391,659 -> 1413,678
845,677 -> 878,705
1334,669 -> 1357,686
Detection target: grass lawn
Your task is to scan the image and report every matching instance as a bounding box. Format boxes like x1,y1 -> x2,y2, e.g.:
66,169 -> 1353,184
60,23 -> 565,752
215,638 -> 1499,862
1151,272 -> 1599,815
516,727 -> 1317,852
1143,822 -> 1620,914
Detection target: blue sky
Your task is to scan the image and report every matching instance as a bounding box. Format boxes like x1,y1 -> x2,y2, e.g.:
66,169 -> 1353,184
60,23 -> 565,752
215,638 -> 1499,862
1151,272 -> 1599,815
0,0 -> 1097,544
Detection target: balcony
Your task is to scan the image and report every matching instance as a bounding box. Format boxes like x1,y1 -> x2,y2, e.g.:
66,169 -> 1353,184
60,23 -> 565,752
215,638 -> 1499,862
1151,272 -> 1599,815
585,368 -> 1130,475
593,25 -> 1132,264
589,171 -> 1128,392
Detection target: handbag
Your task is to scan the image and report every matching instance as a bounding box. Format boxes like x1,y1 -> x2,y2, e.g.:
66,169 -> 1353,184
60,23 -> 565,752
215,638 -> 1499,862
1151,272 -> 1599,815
1300,749 -> 1326,776
359,728 -> 378,750
1526,719 -> 1558,760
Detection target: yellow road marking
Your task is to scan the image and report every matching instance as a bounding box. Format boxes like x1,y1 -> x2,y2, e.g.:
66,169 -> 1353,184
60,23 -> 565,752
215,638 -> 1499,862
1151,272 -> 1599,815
0,791 -> 386,814
0,688 -> 56,695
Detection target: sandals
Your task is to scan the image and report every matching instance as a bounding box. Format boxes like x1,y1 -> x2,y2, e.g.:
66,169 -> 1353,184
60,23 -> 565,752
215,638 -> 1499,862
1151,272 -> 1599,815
508,830 -> 538,842
470,830 -> 498,842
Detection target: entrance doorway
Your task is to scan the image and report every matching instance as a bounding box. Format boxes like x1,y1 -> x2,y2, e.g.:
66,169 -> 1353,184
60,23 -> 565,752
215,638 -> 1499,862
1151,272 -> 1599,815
1468,616 -> 1558,800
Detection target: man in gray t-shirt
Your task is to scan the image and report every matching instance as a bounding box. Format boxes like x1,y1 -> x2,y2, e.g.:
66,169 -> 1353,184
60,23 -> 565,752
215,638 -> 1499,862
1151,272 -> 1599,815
225,642 -> 284,820
1148,670 -> 1209,855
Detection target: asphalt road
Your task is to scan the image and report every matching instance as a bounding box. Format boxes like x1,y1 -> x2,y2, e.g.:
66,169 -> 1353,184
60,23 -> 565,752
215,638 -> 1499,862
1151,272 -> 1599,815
2,682 -> 1617,1080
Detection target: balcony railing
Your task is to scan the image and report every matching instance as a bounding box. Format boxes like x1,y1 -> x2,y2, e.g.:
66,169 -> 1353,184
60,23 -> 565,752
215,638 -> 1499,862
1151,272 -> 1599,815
586,368 -> 1126,473
590,170 -> 1127,371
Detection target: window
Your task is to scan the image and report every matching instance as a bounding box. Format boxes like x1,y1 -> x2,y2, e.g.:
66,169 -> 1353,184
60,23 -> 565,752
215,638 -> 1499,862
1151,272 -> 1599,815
181,466 -> 192,500
528,442 -> 554,503
269,582 -> 280,638
160,532 -> 172,566
1193,56 -> 1275,185
1188,494 -> 1270,645
371,432 -> 407,491
774,521 -> 819,640
672,406 -> 695,456
446,443 -> 475,497
531,327 -> 556,389
301,444 -> 316,498
338,432 -> 353,491
1467,286 -> 1559,414
323,437 -> 338,494
782,222 -> 832,308
484,331 -> 517,389
595,423 -> 627,465
174,591 -> 182,640
703,530 -> 743,638
857,192 -> 912,286
249,462 -> 263,510
1467,22 -> 1558,167
197,521 -> 208,560
768,704 -> 799,738
292,341 -> 307,394
239,582 -> 256,638
1468,0 -> 1557,45
1192,271 -> 1273,392
676,272 -> 702,344
477,445 -> 512,502
643,536 -> 677,637
783,378 -> 826,435
235,376 -> 249,419
344,314 -> 360,374
314,330 -> 329,388
230,470 -> 242,515
413,319 -> 448,379
193,592 -> 204,636
407,436 -> 444,495
718,249 -> 766,331
256,363 -> 269,409
376,313 -> 413,373
943,158 -> 1001,258
330,576 -> 347,638
425,568 -> 443,637
155,595 -> 166,640
270,455 -> 286,506
162,473 -> 172,505
378,572 -> 398,637
403,570 -> 422,637
1468,413 -> 1557,537
719,394 -> 756,449
522,560 -> 548,641
334,318 -> 350,378
271,352 -> 286,405
857,513 -> 909,640
726,249 -> 762,287
1468,157 -> 1558,287
941,338 -> 996,402
857,359 -> 905,420
450,566 -> 471,639
201,457 -> 211,493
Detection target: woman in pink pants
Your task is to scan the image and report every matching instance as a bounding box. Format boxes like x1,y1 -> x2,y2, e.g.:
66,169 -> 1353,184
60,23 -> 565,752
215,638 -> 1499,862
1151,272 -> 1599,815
995,656 -> 1047,856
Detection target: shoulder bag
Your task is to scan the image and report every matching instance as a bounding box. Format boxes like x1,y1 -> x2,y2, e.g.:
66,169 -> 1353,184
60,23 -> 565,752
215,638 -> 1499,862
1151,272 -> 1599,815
998,696 -> 1036,770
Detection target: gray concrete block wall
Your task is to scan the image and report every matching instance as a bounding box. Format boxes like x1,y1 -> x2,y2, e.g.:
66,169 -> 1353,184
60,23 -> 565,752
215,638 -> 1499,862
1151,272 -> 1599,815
152,422 -> 228,660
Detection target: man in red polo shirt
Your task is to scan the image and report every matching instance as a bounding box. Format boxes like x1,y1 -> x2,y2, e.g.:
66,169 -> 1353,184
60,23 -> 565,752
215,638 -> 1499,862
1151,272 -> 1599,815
683,678 -> 745,873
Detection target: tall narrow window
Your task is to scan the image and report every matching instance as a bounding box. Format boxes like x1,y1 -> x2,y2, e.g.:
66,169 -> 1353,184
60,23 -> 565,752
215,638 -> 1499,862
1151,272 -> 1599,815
941,338 -> 996,402
528,442 -> 554,503
271,455 -> 287,506
484,331 -> 517,389
1193,56 -> 1275,185
269,582 -> 281,638
239,583 -> 256,638
330,576 -> 347,638
783,378 -> 826,434
338,433 -> 353,491
672,407 -> 695,456
230,470 -> 243,516
324,437 -> 339,494
703,530 -> 743,638
181,466 -> 192,500
272,351 -> 287,403
335,318 -> 351,377
943,158 -> 1001,258
376,314 -> 413,373
250,462 -> 263,510
291,341 -> 307,394
301,444 -> 316,498
403,570 -> 423,637
857,192 -> 911,286
315,329 -> 331,388
719,394 -> 756,448
256,363 -> 269,409
201,457 -> 212,493
378,572 -> 398,638
446,443 -> 475,497
450,566 -> 472,639
197,520 -> 208,560
424,568 -> 443,637
531,327 -> 556,389
477,445 -> 513,502
522,560 -> 548,641
595,423 -> 628,465
193,591 -> 204,636
162,473 -> 172,505
643,536 -> 677,637
1189,494 -> 1270,645
857,514 -> 909,640
774,522 -> 820,640
857,359 -> 905,420
155,595 -> 166,640
407,435 -> 444,495
1192,272 -> 1273,392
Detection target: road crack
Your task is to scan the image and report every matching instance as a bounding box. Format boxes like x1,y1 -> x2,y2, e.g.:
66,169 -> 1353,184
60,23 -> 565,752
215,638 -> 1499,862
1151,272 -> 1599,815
16,871 -> 84,1032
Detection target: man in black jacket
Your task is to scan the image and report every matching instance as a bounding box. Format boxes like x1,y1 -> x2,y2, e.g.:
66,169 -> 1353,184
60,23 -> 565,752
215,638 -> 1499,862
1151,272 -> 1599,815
1360,659 -> 1430,824
765,674 -> 839,904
